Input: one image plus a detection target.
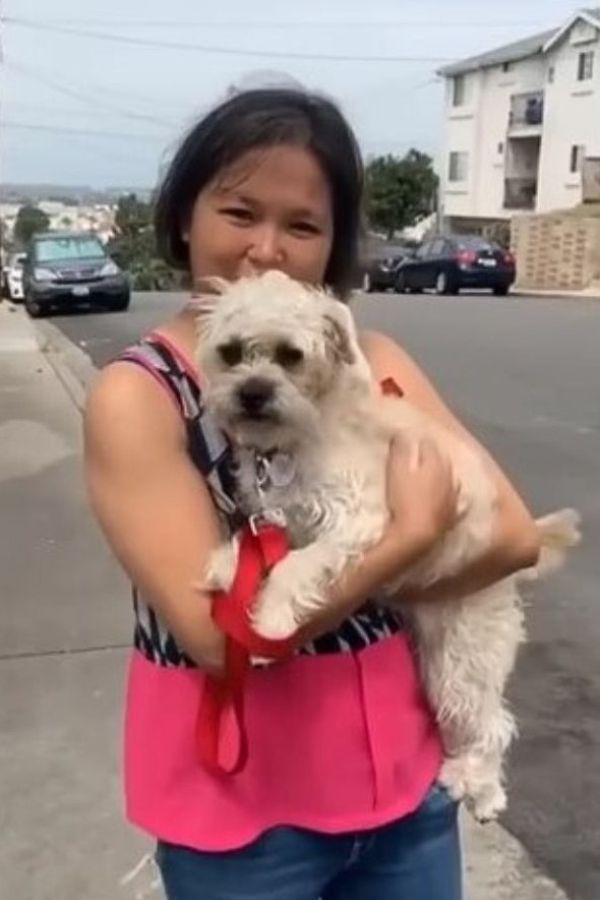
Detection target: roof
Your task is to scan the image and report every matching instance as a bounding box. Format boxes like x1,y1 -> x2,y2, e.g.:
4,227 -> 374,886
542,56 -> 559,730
544,7 -> 600,52
438,7 -> 600,77
32,230 -> 101,241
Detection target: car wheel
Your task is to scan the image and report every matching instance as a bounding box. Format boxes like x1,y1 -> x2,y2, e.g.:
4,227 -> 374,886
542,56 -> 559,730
435,271 -> 449,295
395,270 -> 407,293
435,271 -> 458,295
24,294 -> 47,318
493,284 -> 510,296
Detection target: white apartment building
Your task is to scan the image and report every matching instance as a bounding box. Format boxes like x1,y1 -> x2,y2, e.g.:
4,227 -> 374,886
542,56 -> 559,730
438,7 -> 600,231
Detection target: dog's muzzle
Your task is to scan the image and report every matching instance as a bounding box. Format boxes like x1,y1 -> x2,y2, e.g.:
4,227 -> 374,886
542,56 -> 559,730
237,377 -> 275,419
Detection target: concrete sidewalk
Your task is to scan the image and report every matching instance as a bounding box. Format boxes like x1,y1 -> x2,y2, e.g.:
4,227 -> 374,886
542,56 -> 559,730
0,300 -> 570,899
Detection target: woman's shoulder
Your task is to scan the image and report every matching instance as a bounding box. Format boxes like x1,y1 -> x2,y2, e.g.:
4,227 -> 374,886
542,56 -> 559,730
85,353 -> 185,455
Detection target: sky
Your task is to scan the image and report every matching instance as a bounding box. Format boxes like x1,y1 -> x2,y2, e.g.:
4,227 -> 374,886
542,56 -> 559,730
0,0 -> 585,188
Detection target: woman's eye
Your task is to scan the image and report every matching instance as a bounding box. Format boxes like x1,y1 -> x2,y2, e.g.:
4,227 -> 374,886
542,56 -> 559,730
218,341 -> 243,366
275,344 -> 304,367
222,207 -> 253,223
290,221 -> 320,235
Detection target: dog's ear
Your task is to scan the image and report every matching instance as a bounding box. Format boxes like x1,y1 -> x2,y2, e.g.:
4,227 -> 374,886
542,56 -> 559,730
190,276 -> 229,336
323,313 -> 355,365
192,275 -> 230,298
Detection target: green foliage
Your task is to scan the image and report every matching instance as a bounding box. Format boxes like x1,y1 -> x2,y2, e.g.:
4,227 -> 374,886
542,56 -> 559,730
14,205 -> 51,248
109,194 -> 184,291
365,150 -> 438,239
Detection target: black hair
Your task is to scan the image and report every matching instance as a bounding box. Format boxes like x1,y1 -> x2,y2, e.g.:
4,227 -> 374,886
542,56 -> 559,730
154,88 -> 364,296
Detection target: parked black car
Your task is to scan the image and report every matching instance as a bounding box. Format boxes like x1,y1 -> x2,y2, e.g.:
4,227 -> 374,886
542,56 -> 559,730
361,241 -> 415,292
22,232 -> 130,318
394,235 -> 516,296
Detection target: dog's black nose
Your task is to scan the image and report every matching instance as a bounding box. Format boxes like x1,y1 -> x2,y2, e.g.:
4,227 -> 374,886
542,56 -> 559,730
238,378 -> 274,414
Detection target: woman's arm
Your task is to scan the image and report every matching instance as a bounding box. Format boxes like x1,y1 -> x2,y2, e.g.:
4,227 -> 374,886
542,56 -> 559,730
84,363 -> 226,673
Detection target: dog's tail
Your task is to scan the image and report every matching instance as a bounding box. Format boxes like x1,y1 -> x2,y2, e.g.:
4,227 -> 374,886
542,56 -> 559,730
520,507 -> 582,582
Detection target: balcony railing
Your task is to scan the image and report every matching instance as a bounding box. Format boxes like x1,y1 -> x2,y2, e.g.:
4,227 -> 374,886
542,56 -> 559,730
508,91 -> 544,130
504,177 -> 538,210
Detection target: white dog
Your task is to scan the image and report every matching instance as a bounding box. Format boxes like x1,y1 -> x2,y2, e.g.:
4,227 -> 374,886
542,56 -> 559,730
196,271 -> 580,822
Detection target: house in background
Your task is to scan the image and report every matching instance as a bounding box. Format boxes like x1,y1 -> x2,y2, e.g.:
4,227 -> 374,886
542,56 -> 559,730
438,7 -> 600,234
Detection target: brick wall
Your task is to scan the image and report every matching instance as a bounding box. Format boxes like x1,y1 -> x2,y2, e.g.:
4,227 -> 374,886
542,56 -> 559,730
511,213 -> 600,291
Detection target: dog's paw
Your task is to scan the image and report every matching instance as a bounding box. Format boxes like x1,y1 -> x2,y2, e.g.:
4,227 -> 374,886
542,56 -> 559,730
438,757 -> 469,802
251,580 -> 299,641
440,756 -> 507,823
203,542 -> 238,593
466,783 -> 507,824
252,600 -> 299,640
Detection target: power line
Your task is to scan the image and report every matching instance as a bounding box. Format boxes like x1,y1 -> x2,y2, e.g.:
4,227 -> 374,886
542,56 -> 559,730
4,16 -> 545,30
3,59 -> 176,129
2,120 -> 168,142
1,17 -> 454,62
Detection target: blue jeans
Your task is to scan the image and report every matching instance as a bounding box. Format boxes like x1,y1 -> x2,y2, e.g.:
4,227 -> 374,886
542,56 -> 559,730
155,783 -> 462,900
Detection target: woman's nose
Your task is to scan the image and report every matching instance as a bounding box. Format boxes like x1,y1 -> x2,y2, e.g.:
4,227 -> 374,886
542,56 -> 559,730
246,224 -> 284,269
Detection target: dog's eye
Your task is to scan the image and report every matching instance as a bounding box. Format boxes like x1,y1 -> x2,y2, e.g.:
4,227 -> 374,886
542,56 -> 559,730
275,344 -> 304,368
218,341 -> 243,367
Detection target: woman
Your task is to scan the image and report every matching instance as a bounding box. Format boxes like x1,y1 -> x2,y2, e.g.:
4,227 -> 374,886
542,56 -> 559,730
85,88 -> 540,900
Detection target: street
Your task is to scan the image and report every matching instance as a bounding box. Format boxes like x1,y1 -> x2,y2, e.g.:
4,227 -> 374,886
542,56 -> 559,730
52,289 -> 600,900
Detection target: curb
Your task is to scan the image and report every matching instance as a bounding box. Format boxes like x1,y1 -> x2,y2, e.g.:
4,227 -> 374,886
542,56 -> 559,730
512,289 -> 600,302
34,320 -> 98,413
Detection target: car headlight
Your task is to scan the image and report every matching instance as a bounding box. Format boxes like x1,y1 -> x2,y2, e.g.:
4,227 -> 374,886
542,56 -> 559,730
100,261 -> 119,277
34,267 -> 58,281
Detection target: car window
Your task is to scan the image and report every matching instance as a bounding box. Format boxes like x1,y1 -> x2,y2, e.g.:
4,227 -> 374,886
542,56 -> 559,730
455,236 -> 496,253
34,237 -> 106,263
415,243 -> 430,260
429,239 -> 446,257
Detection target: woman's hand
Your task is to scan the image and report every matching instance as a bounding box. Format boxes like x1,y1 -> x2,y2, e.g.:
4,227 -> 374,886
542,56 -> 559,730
386,436 -> 460,549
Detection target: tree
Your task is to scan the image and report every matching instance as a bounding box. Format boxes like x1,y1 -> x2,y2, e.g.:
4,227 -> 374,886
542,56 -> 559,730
14,205 -> 50,247
109,194 -> 183,291
365,150 -> 438,239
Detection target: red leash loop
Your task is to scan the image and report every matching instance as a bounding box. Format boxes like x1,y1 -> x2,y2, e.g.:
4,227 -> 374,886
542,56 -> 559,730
196,378 -> 403,775
196,523 -> 293,775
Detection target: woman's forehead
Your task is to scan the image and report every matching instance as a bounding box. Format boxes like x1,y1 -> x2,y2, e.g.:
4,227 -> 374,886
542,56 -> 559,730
210,145 -> 331,207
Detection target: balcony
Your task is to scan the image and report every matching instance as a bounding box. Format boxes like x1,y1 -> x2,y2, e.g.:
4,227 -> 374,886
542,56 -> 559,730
508,91 -> 544,132
504,177 -> 538,210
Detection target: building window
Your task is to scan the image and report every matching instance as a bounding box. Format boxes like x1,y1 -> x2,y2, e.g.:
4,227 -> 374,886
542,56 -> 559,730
448,151 -> 469,181
548,66 -> 555,83
577,51 -> 594,81
570,144 -> 585,173
502,62 -> 511,73
497,142 -> 504,155
452,75 -> 466,106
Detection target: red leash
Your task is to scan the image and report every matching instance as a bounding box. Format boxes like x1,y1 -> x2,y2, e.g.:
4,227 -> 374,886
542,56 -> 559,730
196,377 -> 404,775
196,522 -> 295,775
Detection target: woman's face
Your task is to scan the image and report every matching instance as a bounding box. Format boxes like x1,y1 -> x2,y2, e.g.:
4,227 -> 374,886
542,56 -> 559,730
184,144 -> 334,287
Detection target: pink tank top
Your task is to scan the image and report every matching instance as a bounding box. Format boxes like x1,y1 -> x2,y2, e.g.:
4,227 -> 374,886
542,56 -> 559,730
118,333 -> 443,850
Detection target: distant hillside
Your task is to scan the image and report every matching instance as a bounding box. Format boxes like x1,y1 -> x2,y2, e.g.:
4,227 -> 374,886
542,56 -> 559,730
0,183 -> 153,205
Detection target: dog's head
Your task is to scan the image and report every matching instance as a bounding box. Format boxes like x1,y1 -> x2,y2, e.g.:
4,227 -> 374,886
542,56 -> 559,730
196,271 -> 369,449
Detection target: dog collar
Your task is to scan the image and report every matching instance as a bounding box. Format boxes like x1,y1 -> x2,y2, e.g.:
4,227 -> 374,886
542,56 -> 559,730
250,449 -> 296,532
254,449 -> 297,490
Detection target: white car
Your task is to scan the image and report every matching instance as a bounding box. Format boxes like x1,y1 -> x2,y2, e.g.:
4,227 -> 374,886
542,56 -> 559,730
4,253 -> 27,301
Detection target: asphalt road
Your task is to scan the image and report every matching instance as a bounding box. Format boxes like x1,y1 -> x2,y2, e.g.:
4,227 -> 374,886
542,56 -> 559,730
51,290 -> 600,900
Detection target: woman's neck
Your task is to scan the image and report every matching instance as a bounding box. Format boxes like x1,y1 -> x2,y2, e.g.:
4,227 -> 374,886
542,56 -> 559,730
153,301 -> 200,358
